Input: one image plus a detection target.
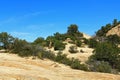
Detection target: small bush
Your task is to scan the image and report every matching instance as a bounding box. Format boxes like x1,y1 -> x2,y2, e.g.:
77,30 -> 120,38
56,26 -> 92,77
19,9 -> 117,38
69,46 -> 78,53
70,59 -> 81,69
89,61 -> 112,73
76,40 -> 82,47
54,41 -> 65,51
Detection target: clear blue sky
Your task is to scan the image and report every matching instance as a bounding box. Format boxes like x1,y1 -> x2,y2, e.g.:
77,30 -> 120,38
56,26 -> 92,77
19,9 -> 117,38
0,0 -> 120,42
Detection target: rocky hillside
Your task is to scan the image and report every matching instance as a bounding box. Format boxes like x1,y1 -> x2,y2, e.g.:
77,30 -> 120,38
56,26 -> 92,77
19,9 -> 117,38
0,53 -> 120,80
106,24 -> 120,36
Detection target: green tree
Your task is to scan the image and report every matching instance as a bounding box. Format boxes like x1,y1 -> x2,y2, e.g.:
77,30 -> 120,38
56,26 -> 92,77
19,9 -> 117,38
11,38 -> 28,53
54,40 -> 65,50
112,19 -> 118,27
88,39 -> 98,48
75,40 -> 82,47
33,37 -> 46,46
0,32 -> 14,49
67,24 -> 79,35
54,32 -> 66,41
107,34 -> 120,45
88,61 -> 112,73
90,42 -> 120,70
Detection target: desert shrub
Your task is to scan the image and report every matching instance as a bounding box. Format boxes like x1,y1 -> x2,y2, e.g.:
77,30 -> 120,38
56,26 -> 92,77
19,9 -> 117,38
76,40 -> 82,47
88,61 -> 112,73
18,44 -> 41,57
70,58 -> 88,71
79,64 -> 89,71
69,46 -> 78,53
33,37 -> 46,46
88,39 -> 98,48
42,50 -> 56,60
11,38 -> 28,54
55,52 -> 65,62
80,49 -> 84,53
54,40 -> 65,51
90,42 -> 120,70
70,59 -> 81,69
83,38 -> 89,44
18,44 -> 34,57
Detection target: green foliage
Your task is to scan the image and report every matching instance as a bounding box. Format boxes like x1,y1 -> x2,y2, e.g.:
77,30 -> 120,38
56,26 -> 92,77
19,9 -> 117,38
96,19 -> 120,37
33,37 -> 46,47
83,38 -> 89,44
96,24 -> 111,37
70,59 -> 81,69
107,34 -> 120,45
67,24 -> 83,39
41,50 -> 56,60
54,40 -> 65,51
0,32 -> 14,49
112,19 -> 120,27
69,46 -> 78,53
54,32 -> 66,41
67,24 -> 79,35
89,42 -> 120,71
88,38 -> 98,48
18,44 -> 33,57
46,36 -> 55,47
55,52 -> 67,62
11,38 -> 28,53
88,61 -> 112,73
70,58 -> 88,71
75,40 -> 82,47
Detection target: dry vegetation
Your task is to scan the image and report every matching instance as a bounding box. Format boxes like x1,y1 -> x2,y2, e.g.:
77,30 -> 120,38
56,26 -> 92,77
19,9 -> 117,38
0,53 -> 120,80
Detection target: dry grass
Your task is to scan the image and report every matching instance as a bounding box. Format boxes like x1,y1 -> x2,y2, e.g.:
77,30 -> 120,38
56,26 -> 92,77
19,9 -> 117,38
0,53 -> 120,80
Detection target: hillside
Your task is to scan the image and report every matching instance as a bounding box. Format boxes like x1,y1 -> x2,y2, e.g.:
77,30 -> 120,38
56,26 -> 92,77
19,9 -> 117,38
106,24 -> 120,36
46,42 -> 94,63
0,53 -> 120,80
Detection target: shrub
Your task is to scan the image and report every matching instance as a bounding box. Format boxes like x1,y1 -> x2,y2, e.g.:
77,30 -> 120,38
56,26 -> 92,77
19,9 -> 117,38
69,46 -> 78,53
89,61 -> 112,73
88,39 -> 98,48
54,40 -> 65,51
41,50 -> 56,60
76,40 -> 82,47
70,59 -> 81,69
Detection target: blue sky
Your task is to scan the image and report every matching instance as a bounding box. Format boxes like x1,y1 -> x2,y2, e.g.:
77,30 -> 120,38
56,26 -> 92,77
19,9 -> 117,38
0,0 -> 120,42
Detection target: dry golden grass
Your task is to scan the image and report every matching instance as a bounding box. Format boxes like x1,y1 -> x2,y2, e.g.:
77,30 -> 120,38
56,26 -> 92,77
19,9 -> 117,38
0,53 -> 120,80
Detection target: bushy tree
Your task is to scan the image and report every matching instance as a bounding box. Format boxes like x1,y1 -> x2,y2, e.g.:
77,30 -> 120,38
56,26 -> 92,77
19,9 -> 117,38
67,24 -> 83,38
11,38 -> 28,53
67,24 -> 79,35
107,34 -> 120,45
75,40 -> 82,47
88,38 -> 98,48
54,32 -> 66,41
112,19 -> 119,27
0,32 -> 14,49
33,37 -> 46,46
89,42 -> 120,71
88,61 -> 112,73
54,40 -> 65,50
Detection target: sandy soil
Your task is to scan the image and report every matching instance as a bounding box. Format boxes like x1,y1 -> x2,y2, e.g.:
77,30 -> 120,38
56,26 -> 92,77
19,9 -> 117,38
0,53 -> 120,80
46,42 -> 94,62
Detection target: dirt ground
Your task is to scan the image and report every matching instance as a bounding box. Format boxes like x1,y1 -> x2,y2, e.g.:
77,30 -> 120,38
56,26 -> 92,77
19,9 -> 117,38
0,53 -> 120,80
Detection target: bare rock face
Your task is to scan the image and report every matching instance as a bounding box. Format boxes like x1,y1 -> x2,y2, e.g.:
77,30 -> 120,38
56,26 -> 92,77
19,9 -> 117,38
106,24 -> 120,36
